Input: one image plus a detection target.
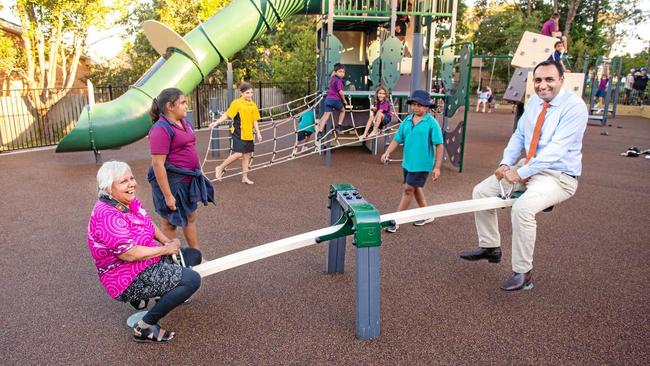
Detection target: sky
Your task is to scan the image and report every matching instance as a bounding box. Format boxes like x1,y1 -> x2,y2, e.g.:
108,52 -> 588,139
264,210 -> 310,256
1,0 -> 648,62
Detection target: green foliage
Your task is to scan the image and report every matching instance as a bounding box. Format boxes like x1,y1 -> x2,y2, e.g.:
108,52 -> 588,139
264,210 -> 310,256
618,50 -> 650,73
91,1 -> 316,91
0,34 -> 19,76
460,0 -> 648,69
472,5 -> 544,56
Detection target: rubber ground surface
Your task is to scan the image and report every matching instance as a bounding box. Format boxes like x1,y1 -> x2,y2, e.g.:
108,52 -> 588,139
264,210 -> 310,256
1,109 -> 648,365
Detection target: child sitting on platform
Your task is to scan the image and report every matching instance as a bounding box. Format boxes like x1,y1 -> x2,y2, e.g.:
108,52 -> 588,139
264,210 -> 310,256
381,90 -> 444,233
360,85 -> 392,140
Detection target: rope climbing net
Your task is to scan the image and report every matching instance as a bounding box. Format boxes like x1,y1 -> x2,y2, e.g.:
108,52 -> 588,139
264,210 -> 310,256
201,92 -> 412,182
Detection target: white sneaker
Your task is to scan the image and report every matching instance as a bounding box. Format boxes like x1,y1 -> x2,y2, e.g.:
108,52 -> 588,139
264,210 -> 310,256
413,217 -> 435,226
384,224 -> 399,233
300,145 -> 309,153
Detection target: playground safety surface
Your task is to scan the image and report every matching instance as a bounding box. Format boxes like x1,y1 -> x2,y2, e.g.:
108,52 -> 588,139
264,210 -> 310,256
1,110 -> 649,365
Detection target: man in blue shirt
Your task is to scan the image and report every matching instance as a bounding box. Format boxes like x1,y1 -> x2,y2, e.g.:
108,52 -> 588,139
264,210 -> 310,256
381,90 -> 444,233
459,60 -> 588,291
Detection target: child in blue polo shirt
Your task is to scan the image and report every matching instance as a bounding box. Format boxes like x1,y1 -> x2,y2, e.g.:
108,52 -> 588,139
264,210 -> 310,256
381,90 -> 444,233
294,108 -> 316,154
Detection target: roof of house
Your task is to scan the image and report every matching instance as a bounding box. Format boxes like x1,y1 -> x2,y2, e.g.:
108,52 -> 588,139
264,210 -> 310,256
0,17 -> 22,36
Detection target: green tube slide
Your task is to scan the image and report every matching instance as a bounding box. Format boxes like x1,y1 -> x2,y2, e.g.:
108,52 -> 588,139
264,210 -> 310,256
56,0 -> 321,152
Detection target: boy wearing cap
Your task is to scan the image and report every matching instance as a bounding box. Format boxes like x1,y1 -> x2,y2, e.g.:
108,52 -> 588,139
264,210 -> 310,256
381,90 -> 444,233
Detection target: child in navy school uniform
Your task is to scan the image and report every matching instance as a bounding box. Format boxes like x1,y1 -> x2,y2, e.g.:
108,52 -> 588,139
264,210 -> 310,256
317,63 -> 352,134
381,90 -> 444,233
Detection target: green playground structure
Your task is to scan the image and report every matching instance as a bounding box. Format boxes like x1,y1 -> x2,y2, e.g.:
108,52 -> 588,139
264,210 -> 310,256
56,0 -> 321,153
57,0 -> 466,168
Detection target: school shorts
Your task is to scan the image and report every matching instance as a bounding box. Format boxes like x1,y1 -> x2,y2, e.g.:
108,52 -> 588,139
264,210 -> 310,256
297,130 -> 313,142
232,135 -> 254,153
379,113 -> 391,129
324,98 -> 344,112
595,89 -> 606,98
403,169 -> 429,188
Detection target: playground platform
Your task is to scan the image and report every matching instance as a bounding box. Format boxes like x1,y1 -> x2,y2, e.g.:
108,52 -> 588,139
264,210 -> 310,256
1,110 -> 648,364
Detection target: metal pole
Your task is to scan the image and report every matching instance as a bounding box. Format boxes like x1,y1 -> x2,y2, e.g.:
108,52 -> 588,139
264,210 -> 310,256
355,246 -> 380,340
425,17 -> 434,93
390,0 -> 397,36
611,57 -> 623,118
227,62 -> 234,104
326,195 -> 346,273
410,16 -> 423,92
450,0 -> 458,41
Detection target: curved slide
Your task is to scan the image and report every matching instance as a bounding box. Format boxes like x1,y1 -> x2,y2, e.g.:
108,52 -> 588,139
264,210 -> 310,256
56,0 -> 320,152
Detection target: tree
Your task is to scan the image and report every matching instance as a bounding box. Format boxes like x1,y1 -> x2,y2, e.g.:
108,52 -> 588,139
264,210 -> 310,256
11,0 -> 113,112
91,1 -> 317,90
0,34 -> 19,79
90,0 -> 231,85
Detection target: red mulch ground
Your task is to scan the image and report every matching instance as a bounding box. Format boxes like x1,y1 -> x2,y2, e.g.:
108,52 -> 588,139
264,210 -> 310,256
1,108 -> 648,365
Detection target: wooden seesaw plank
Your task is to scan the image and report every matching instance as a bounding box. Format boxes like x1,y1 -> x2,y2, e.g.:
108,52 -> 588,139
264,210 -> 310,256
381,197 -> 516,225
193,197 -> 516,278
193,224 -> 344,277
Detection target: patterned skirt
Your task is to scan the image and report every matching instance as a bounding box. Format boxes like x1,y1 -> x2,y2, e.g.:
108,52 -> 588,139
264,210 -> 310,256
116,258 -> 183,303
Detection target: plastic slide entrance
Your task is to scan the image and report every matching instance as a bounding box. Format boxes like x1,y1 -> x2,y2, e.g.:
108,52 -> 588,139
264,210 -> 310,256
55,0 -> 320,153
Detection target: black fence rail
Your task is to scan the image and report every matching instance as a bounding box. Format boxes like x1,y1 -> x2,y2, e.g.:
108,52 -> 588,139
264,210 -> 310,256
0,81 -> 312,152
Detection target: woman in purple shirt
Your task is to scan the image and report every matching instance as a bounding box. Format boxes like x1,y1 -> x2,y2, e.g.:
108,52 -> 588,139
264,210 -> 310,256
148,88 -> 214,249
360,86 -> 392,139
88,161 -> 202,343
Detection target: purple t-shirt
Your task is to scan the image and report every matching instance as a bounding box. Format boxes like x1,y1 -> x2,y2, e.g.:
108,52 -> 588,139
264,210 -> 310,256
87,199 -> 161,298
376,100 -> 392,119
541,19 -> 558,37
149,117 -> 200,170
598,77 -> 609,90
326,75 -> 344,100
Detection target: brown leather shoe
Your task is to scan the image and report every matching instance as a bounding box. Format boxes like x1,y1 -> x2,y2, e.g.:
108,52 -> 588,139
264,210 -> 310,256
459,247 -> 502,263
500,271 -> 533,291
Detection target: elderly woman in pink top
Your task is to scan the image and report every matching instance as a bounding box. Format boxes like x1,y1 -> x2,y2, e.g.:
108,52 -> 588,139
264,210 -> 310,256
88,161 -> 202,343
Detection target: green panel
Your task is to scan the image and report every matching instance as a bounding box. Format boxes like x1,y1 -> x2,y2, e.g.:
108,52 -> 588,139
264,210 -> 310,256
367,39 -> 381,86
444,44 -> 472,118
440,40 -> 454,93
381,36 -> 403,90
326,34 -> 344,74
369,58 -> 381,87
57,0 -> 322,152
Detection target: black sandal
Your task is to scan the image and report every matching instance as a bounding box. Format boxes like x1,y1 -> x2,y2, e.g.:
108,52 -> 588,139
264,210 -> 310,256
132,323 -> 175,343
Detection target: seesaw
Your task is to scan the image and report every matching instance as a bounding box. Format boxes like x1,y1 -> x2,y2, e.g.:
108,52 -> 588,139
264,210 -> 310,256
131,183 -> 519,340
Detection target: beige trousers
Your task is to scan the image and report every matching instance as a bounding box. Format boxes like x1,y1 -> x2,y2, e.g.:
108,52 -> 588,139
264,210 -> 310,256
473,167 -> 579,273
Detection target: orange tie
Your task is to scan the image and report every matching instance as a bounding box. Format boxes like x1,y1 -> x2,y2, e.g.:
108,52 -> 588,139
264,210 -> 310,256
525,102 -> 550,163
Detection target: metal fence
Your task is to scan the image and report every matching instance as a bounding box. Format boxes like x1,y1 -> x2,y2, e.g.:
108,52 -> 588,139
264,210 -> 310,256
0,81 -> 312,152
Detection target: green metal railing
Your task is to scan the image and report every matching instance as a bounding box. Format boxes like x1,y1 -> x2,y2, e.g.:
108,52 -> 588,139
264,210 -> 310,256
331,0 -> 452,18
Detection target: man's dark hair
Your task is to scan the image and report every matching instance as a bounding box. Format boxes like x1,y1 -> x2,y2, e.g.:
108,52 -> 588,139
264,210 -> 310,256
333,63 -> 345,72
552,12 -> 560,19
554,41 -> 563,48
533,60 -> 564,78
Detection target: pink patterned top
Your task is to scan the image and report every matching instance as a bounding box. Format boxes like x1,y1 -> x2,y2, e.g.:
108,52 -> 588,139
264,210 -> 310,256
87,198 -> 161,298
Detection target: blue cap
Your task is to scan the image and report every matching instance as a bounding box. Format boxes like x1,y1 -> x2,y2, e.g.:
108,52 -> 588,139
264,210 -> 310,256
406,90 -> 433,107
640,67 -> 647,71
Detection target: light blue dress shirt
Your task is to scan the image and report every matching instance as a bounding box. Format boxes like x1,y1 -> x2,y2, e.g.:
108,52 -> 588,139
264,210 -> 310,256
500,88 -> 588,179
